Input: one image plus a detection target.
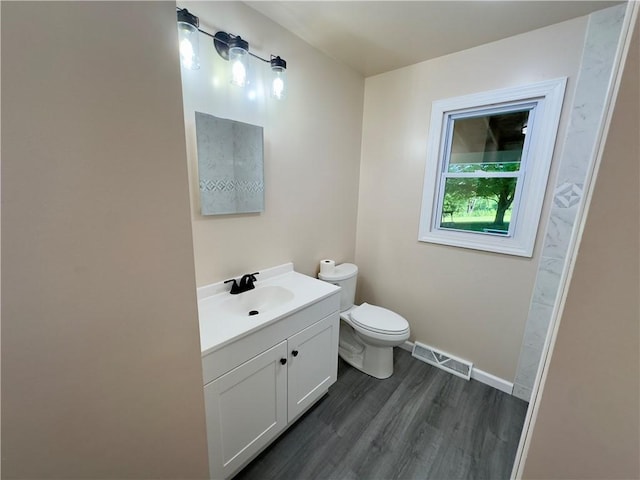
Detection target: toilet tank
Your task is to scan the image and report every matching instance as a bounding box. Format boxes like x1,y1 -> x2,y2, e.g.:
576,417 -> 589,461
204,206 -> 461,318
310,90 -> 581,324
318,263 -> 358,312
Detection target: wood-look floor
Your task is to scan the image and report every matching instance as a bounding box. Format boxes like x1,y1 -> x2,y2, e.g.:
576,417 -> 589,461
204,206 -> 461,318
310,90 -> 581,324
235,348 -> 528,480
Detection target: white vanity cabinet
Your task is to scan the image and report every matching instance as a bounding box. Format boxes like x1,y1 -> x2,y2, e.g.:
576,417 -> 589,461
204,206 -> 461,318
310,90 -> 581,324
201,290 -> 340,480
287,314 -> 339,421
204,341 -> 288,480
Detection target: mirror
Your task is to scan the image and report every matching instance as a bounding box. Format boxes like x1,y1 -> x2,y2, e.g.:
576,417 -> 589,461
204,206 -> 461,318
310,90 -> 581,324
195,112 -> 264,215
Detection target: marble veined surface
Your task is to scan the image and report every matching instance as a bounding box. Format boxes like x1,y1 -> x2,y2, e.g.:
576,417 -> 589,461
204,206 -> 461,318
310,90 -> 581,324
513,4 -> 626,401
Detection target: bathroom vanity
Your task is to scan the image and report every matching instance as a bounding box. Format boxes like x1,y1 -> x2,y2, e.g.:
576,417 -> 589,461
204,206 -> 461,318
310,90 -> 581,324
198,264 -> 341,479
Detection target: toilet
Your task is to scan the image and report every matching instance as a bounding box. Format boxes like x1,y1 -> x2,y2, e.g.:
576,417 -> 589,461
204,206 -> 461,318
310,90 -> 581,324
319,263 -> 410,379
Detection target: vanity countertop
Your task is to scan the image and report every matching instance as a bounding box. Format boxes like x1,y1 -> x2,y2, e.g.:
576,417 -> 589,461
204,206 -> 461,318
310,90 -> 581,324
197,263 -> 340,356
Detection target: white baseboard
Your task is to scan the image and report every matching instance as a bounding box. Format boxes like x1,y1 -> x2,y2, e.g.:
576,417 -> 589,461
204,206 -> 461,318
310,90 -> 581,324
399,340 -> 414,352
399,341 -> 513,395
470,368 -> 513,394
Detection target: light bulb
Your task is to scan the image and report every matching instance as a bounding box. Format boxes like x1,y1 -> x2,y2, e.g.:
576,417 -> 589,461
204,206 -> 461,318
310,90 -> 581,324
179,38 -> 195,69
231,59 -> 247,87
272,76 -> 285,99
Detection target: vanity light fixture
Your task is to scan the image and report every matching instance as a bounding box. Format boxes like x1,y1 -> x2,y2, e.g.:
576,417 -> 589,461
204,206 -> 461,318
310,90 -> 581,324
228,36 -> 250,87
177,8 -> 200,70
176,7 -> 288,99
270,56 -> 287,100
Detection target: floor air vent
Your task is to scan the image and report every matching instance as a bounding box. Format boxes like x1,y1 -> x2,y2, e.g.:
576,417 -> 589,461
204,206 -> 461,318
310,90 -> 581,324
411,342 -> 473,380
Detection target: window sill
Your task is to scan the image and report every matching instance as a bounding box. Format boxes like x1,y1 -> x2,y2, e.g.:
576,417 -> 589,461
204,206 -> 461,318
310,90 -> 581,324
418,230 -> 534,257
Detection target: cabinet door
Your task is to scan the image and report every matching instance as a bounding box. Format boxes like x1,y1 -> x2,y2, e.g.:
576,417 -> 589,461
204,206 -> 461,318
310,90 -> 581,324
287,312 -> 339,421
204,341 -> 288,479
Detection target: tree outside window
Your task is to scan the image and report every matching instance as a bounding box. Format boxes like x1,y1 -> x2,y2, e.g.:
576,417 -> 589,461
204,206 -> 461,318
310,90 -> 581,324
438,109 -> 531,236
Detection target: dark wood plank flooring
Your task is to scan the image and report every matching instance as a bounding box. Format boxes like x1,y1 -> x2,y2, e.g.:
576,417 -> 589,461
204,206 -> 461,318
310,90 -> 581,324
235,348 -> 527,480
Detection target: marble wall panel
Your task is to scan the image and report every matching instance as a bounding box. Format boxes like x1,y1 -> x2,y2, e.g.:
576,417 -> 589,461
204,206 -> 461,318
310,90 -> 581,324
513,4 -> 625,401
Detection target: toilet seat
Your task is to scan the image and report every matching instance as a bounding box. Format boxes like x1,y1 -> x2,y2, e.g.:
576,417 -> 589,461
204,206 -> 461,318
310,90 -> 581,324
349,303 -> 410,336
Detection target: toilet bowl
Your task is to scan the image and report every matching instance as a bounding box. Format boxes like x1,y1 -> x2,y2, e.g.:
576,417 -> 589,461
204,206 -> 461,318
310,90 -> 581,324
318,263 -> 410,379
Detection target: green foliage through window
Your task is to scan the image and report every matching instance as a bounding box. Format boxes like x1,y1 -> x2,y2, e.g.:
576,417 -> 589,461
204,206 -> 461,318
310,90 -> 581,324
438,109 -> 529,235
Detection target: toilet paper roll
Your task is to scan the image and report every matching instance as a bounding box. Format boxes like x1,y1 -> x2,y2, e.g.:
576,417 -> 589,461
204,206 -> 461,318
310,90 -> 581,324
319,259 -> 336,275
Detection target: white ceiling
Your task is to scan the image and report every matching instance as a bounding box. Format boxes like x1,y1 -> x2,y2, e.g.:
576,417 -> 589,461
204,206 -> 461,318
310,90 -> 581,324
246,1 -> 622,77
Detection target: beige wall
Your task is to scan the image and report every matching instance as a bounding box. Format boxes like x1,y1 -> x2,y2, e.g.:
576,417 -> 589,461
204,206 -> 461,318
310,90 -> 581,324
522,15 -> 639,479
179,1 -> 364,287
1,2 -> 209,478
356,18 -> 588,381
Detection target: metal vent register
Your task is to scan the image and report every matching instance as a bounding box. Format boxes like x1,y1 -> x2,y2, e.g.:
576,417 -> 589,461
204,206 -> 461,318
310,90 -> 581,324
411,342 -> 473,380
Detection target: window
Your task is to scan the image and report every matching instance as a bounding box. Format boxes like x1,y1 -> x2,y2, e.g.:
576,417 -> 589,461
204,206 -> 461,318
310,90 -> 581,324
418,79 -> 567,257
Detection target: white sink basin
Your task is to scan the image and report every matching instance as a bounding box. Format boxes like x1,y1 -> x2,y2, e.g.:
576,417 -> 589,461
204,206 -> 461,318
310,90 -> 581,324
220,285 -> 295,317
197,263 -> 341,356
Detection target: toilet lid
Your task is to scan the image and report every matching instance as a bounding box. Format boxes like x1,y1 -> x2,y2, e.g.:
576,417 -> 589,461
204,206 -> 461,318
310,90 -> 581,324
350,303 -> 409,335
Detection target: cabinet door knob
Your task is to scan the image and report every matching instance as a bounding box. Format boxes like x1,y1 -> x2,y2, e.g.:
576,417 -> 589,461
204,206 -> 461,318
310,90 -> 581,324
291,350 -> 299,357
280,358 -> 287,365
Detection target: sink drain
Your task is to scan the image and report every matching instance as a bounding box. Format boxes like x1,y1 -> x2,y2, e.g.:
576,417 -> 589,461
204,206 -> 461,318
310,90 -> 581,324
248,310 -> 259,316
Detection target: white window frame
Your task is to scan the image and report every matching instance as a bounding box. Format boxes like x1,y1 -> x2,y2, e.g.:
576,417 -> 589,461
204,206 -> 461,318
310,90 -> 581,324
418,78 -> 567,257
